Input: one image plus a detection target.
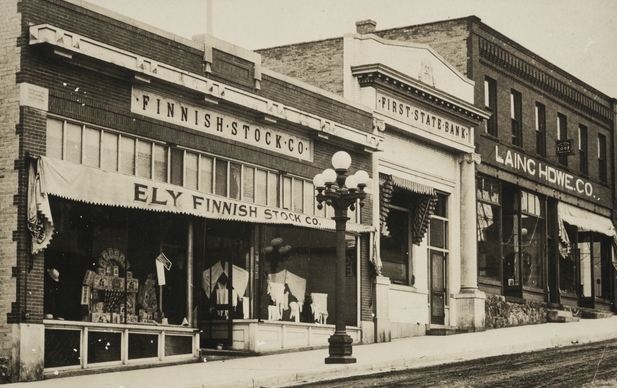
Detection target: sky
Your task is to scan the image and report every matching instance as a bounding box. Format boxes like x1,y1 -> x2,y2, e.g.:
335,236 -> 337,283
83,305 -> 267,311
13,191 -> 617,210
91,0 -> 617,98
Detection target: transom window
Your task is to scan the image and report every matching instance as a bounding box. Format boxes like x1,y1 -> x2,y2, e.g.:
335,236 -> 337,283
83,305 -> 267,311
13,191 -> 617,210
46,118 -> 328,218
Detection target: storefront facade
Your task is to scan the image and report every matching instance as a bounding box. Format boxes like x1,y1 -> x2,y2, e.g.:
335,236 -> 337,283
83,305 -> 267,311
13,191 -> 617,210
343,31 -> 489,339
364,16 -> 617,311
2,0 -> 382,382
258,21 -> 489,340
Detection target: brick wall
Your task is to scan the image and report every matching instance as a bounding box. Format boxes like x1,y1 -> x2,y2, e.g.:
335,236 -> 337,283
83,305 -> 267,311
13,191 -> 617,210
374,18 -> 472,77
258,38 -> 345,96
0,0 -> 22,364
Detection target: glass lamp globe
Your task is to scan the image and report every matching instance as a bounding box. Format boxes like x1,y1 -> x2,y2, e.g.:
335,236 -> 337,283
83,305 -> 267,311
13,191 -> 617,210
313,173 -> 325,189
354,170 -> 369,186
331,151 -> 352,170
322,168 -> 337,185
345,175 -> 357,190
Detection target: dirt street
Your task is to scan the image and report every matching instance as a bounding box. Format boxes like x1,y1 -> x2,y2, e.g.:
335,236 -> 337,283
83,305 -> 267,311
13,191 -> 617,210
292,339 -> 617,387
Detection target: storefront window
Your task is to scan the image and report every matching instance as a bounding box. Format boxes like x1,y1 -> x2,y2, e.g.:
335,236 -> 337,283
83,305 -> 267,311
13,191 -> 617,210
229,162 -> 241,200
44,199 -> 193,326
293,179 -> 304,213
83,127 -> 100,168
381,206 -> 410,284
200,220 -> 251,326
520,191 -> 544,289
255,169 -> 267,205
259,226 -> 357,327
120,136 -> 135,175
243,166 -> 255,202
153,144 -> 168,182
268,171 -> 280,207
215,159 -> 228,197
102,132 -> 119,172
477,177 -> 501,282
66,122 -> 82,164
200,155 -> 213,193
46,119 -> 63,160
185,152 -> 199,190
559,225 -> 577,295
502,187 -> 544,293
136,140 -> 152,179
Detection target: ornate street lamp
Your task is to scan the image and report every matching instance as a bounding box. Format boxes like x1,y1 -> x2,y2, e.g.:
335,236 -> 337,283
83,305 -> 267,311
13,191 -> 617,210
313,151 -> 369,364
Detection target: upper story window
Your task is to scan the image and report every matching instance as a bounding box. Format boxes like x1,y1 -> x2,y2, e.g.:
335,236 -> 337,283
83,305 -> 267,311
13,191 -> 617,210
557,113 -> 568,167
535,103 -> 546,157
510,90 -> 522,147
46,117 -> 328,218
484,77 -> 498,136
598,133 -> 607,183
578,124 -> 588,175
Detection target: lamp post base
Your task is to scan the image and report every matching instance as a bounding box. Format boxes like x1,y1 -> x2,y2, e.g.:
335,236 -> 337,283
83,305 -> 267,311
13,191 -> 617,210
324,332 -> 356,364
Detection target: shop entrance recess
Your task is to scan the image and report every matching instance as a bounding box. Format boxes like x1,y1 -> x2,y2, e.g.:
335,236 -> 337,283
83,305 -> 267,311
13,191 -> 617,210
199,220 -> 251,349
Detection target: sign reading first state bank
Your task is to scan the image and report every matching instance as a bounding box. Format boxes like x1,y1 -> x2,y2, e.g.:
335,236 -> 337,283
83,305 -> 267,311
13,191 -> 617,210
131,87 -> 313,161
375,91 -> 471,144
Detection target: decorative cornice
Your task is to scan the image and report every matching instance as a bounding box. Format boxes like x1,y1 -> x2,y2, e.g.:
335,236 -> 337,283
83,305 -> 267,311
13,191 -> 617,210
352,63 -> 489,124
29,24 -> 383,152
479,37 -> 613,127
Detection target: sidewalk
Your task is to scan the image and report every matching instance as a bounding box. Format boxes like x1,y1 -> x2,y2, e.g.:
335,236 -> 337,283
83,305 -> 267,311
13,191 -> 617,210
11,317 -> 617,388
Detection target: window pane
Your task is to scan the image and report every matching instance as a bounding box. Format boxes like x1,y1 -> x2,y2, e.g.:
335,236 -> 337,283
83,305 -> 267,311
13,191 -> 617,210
381,207 -> 409,284
293,179 -> 304,213
101,132 -> 118,172
215,159 -> 227,197
283,176 -> 292,210
229,163 -> 241,199
83,127 -> 100,168
46,119 -> 63,160
477,202 -> 501,282
185,152 -> 198,190
170,148 -> 183,186
65,122 -> 82,164
200,155 -> 213,193
153,144 -> 168,182
119,136 -> 135,175
429,218 -> 445,249
243,166 -> 255,202
304,182 -> 315,215
136,140 -> 152,179
255,169 -> 267,205
268,172 -> 280,207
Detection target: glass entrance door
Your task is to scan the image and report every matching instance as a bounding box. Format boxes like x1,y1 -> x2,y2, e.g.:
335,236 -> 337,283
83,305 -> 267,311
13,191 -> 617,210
430,250 -> 446,325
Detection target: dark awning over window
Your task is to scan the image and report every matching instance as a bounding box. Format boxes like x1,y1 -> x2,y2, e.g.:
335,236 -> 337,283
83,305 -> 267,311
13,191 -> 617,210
379,173 -> 437,245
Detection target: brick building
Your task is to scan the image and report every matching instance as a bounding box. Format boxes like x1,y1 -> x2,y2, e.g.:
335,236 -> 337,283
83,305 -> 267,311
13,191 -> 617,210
258,17 -> 617,324
0,0 -> 382,382
259,21 -> 490,341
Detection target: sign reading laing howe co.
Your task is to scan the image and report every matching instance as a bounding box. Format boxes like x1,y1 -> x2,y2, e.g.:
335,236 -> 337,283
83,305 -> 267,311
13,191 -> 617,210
131,88 -> 313,161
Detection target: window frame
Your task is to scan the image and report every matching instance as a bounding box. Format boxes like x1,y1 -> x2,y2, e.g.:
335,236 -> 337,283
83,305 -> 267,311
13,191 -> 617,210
535,102 -> 546,157
557,113 -> 568,166
598,133 -> 607,183
510,89 -> 522,147
484,77 -> 498,137
578,124 -> 588,175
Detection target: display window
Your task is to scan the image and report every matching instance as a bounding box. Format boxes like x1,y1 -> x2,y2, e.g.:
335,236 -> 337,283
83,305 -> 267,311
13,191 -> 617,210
44,198 -> 193,326
502,187 -> 545,293
477,177 -> 502,283
258,225 -> 358,327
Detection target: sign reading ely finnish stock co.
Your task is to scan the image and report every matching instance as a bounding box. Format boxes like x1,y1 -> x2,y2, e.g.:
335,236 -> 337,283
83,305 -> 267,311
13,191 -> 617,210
131,88 -> 313,161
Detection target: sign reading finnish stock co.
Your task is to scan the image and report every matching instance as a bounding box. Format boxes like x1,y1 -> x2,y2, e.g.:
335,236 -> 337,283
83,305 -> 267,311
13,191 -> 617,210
131,88 -> 313,161
375,91 -> 471,144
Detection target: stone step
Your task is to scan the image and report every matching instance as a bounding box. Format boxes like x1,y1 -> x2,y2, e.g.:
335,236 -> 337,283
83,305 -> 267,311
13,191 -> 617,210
548,309 -> 580,323
426,326 -> 459,336
580,309 -> 614,319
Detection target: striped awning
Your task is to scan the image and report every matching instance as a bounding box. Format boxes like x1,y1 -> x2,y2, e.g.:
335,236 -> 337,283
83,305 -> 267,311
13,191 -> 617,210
379,173 -> 437,245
